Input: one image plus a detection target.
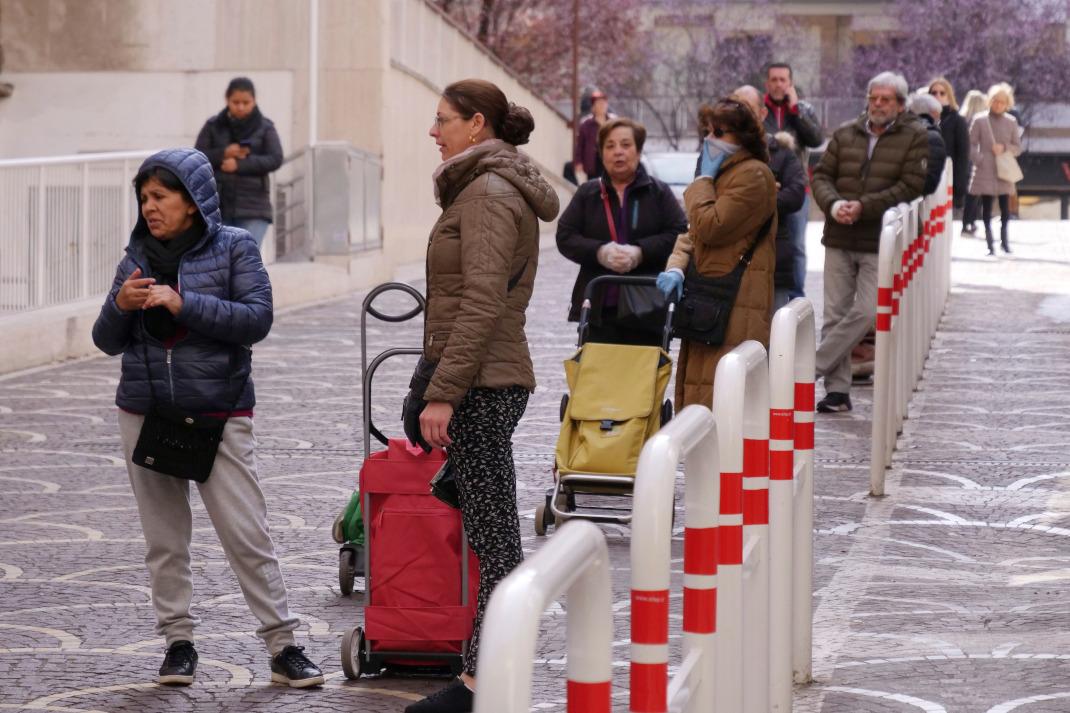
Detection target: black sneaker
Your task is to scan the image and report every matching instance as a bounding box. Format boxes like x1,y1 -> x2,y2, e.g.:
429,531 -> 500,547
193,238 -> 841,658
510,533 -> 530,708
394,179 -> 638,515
817,392 -> 852,413
405,679 -> 474,713
270,645 -> 324,688
158,640 -> 197,686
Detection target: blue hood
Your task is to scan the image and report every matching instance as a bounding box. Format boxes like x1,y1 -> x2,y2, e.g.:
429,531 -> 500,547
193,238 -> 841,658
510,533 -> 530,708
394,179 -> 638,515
130,148 -> 223,246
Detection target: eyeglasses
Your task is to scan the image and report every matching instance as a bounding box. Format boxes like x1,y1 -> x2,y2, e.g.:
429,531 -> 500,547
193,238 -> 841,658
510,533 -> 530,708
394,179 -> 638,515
433,114 -> 461,129
867,95 -> 896,105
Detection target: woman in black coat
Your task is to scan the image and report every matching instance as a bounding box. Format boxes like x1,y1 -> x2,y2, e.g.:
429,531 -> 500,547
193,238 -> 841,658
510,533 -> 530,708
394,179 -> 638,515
929,78 -> 970,210
195,77 -> 283,249
556,117 -> 687,345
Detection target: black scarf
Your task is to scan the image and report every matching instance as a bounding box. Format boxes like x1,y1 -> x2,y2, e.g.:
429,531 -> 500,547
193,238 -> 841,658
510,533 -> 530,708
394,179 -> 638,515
222,105 -> 264,143
141,218 -> 204,341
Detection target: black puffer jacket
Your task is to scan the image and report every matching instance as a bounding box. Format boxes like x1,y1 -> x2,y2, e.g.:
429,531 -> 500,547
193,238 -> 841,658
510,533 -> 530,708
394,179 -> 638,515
556,165 -> 687,325
92,148 -> 272,414
939,106 -> 970,208
194,108 -> 283,222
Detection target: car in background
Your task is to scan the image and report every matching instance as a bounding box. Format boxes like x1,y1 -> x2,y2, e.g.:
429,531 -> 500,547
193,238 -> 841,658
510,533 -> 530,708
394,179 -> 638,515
642,151 -> 699,206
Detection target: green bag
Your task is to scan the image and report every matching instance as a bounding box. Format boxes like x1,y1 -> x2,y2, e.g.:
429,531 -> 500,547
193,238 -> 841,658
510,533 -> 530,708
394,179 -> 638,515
340,490 -> 365,546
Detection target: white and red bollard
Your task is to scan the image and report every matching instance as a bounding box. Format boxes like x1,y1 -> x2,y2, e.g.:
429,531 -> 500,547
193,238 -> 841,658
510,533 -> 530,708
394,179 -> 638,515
630,405 -> 719,713
474,520 -> 612,713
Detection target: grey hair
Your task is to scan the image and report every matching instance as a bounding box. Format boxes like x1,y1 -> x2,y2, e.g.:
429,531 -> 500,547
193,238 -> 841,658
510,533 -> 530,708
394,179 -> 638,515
867,71 -> 909,103
908,92 -> 942,118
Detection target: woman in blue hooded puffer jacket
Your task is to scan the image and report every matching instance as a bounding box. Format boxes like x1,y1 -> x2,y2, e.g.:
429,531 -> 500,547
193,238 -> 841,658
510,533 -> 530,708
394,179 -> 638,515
92,148 -> 323,689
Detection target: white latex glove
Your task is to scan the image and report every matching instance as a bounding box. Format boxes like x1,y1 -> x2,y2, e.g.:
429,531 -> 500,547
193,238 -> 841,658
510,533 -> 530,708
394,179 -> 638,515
596,243 -> 620,270
619,244 -> 643,272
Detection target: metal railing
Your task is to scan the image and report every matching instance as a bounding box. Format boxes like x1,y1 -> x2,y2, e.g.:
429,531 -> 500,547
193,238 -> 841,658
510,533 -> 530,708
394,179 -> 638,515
0,150 -> 152,313
272,142 -> 382,262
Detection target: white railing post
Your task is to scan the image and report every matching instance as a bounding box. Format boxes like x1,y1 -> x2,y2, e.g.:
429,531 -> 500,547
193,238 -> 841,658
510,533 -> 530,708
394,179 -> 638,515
475,520 -> 612,713
870,219 -> 901,497
34,165 -> 47,308
629,405 -> 719,713
769,298 -> 816,705
80,162 -> 91,299
713,340 -> 770,713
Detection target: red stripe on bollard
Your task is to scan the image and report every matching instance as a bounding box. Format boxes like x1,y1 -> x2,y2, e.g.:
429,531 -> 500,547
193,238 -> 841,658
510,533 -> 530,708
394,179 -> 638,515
683,586 -> 717,634
878,287 -> 893,307
876,313 -> 892,332
770,449 -> 793,480
630,663 -> 668,713
721,471 -> 742,514
795,382 -> 815,411
794,422 -> 814,450
684,527 -> 718,575
631,590 -> 669,644
743,438 -> 768,477
568,679 -> 612,713
770,408 -> 793,440
744,489 -> 769,526
719,524 -> 743,565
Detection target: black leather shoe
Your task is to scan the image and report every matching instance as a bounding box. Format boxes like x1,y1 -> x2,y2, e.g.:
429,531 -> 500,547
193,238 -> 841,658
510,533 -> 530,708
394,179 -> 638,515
405,679 -> 474,713
158,640 -> 197,686
817,392 -> 852,413
270,645 -> 324,688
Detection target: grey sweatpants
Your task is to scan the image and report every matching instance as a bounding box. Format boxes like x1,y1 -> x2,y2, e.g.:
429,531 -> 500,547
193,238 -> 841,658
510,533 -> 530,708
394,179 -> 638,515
815,247 -> 879,394
118,411 -> 299,655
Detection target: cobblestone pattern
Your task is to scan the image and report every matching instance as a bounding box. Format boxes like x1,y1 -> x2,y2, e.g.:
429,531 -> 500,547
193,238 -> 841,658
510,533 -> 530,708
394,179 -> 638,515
1,221 -> 1068,712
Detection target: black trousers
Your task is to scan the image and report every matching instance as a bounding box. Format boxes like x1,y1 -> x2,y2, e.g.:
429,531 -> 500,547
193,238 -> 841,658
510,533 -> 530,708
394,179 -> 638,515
447,385 -> 529,675
980,194 -> 1011,250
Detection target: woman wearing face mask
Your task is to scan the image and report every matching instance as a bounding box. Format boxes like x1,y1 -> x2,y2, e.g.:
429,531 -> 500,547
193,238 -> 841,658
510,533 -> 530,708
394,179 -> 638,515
656,99 -> 777,408
556,117 -> 688,344
407,79 -> 559,713
194,77 -> 283,249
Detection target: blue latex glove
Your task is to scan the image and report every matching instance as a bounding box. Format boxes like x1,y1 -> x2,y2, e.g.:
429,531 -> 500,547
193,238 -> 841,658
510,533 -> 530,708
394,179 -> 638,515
656,270 -> 684,299
699,140 -> 727,178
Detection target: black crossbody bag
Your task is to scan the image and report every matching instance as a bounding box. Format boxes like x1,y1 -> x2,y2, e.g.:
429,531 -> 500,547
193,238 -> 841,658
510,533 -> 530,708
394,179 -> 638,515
132,324 -> 248,483
673,213 -> 773,346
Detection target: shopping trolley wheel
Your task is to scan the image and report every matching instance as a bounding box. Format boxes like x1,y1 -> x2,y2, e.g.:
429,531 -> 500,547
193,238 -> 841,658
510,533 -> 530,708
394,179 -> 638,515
661,399 -> 673,427
535,496 -> 552,535
339,547 -> 357,596
341,626 -> 367,679
559,394 -> 569,422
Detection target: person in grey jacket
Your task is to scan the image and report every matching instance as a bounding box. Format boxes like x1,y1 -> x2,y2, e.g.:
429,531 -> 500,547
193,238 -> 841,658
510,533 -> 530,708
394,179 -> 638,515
763,62 -> 824,300
194,77 -> 282,248
92,148 -> 322,690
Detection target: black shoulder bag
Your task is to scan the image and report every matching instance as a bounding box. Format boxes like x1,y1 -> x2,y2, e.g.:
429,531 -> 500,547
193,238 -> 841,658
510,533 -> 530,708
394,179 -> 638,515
673,213 -> 773,346
132,327 -> 249,483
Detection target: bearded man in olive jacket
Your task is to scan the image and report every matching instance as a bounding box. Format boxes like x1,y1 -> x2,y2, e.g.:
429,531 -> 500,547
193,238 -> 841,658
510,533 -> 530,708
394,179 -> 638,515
810,71 -> 928,413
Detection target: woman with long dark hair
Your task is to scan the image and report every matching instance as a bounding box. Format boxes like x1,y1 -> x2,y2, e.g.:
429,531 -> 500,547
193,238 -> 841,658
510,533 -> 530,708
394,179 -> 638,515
407,79 -> 559,713
656,98 -> 777,408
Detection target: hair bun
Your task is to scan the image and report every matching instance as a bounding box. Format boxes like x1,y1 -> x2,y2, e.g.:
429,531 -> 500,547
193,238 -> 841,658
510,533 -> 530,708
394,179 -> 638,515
500,102 -> 535,146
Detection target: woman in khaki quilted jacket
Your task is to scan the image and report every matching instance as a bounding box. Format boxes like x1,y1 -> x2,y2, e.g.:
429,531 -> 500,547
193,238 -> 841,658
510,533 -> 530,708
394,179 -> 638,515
658,98 -> 777,409
406,79 -> 559,713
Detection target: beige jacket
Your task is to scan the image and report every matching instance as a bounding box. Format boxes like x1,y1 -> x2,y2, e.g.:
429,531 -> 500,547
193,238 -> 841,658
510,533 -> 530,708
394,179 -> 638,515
672,152 -> 777,408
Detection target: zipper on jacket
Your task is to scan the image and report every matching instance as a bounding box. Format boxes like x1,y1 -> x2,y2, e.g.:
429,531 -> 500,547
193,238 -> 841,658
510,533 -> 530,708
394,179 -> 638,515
166,348 -> 176,404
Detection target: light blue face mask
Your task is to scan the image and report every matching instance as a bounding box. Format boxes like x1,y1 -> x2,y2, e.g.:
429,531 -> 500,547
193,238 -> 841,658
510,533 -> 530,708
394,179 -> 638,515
699,136 -> 740,177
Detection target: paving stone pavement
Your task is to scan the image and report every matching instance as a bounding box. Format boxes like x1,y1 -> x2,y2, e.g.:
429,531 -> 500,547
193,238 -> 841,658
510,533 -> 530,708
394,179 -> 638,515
1,220 -> 1068,712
